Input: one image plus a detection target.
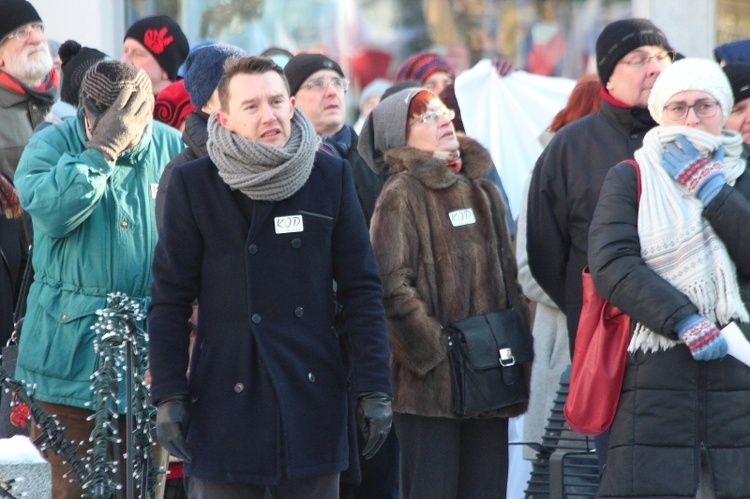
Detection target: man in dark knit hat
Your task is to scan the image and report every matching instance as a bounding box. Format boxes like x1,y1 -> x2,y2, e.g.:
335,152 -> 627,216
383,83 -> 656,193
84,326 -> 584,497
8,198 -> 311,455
526,18 -> 674,470
122,15 -> 189,96
285,51 -> 396,499
0,0 -> 58,178
723,62 -> 750,148
284,53 -> 385,225
13,60 -> 184,497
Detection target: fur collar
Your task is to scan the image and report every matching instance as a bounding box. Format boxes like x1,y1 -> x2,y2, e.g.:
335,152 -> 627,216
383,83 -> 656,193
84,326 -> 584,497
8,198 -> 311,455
383,135 -> 492,189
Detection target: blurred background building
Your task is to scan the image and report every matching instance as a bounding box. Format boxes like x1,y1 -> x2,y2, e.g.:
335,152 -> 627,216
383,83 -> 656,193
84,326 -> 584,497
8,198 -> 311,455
30,0 -> 750,112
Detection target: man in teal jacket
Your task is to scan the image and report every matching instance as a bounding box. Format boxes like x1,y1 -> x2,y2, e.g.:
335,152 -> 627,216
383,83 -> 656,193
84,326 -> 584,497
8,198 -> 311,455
13,60 -> 184,497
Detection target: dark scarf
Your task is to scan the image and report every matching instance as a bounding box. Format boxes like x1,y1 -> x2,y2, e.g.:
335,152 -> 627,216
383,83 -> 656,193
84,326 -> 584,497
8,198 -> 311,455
0,69 -> 59,105
317,124 -> 352,159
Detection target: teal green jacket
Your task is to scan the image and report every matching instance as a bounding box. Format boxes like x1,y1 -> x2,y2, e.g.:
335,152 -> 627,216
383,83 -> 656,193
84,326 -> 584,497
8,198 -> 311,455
13,112 -> 184,411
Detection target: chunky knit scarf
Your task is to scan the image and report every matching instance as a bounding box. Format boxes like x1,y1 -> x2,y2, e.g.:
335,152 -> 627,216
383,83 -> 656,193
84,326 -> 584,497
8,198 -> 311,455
207,110 -> 317,201
630,126 -> 749,353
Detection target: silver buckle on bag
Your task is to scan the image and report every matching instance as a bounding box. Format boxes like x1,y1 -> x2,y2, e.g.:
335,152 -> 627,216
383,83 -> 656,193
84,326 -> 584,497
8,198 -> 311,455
499,348 -> 515,367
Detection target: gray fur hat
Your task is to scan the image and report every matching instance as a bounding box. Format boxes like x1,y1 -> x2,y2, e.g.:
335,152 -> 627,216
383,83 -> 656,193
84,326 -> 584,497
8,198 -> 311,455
358,88 -> 421,174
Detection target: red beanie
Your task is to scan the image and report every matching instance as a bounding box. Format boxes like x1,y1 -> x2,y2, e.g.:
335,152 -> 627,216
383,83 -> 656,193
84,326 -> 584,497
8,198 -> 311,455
153,79 -> 195,130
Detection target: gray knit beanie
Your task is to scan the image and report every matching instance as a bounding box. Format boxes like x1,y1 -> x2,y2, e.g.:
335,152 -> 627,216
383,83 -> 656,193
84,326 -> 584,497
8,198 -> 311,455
80,60 -> 153,119
358,88 -> 420,174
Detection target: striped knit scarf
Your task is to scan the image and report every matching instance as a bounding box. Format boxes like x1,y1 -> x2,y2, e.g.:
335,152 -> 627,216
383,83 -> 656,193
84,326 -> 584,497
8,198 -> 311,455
630,126 -> 749,353
0,69 -> 58,104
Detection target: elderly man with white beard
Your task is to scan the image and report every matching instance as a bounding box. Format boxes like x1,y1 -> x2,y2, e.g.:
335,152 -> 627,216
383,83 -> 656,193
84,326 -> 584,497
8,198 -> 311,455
0,0 -> 57,179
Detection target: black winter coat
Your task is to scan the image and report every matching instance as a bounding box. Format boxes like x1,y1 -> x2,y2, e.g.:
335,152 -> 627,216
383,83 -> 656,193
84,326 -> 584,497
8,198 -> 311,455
589,161 -> 750,498
148,151 -> 392,485
526,97 -> 657,354
154,112 -> 208,228
347,132 -> 385,226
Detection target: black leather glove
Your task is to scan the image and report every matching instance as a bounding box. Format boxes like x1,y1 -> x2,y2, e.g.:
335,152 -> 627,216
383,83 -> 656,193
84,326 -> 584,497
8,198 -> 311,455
156,395 -> 192,463
86,84 -> 153,161
357,391 -> 393,460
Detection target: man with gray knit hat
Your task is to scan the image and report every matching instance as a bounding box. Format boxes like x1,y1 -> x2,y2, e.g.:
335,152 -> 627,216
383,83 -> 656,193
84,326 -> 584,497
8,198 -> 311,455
0,0 -> 58,178
122,15 -> 189,96
155,42 -> 247,227
526,18 -> 674,470
12,59 -> 184,497
148,56 -> 392,499
285,53 -> 385,226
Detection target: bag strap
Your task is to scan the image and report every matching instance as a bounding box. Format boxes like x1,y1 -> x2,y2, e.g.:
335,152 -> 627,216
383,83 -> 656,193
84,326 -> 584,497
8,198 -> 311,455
620,159 -> 642,204
11,244 -> 32,344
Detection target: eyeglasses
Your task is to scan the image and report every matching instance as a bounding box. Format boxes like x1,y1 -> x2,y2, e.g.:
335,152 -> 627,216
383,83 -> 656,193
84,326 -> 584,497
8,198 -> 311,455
411,106 -> 455,125
301,77 -> 349,92
618,50 -> 675,68
3,23 -> 45,43
663,100 -> 720,121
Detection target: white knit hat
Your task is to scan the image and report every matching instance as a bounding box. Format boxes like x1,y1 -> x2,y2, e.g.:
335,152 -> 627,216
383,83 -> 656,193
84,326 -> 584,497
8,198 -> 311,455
648,58 -> 734,125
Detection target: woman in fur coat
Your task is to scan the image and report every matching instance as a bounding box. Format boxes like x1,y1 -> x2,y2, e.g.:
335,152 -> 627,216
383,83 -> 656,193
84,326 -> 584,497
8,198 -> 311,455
358,88 -> 531,499
589,58 -> 750,497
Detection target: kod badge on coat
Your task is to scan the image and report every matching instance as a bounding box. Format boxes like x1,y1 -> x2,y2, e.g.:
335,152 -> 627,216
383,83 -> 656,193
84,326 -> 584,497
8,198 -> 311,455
449,209 -> 476,227
275,215 -> 304,233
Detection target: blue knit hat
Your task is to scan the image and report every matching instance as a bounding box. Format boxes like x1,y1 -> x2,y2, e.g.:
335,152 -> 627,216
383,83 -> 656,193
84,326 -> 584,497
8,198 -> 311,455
184,43 -> 247,110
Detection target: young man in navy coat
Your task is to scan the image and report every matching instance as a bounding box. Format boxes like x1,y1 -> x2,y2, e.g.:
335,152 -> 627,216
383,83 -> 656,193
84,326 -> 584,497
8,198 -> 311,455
148,56 -> 393,498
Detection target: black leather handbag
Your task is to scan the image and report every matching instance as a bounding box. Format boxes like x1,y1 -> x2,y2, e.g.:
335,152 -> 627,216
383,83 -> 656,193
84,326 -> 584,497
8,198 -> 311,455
447,307 -> 533,416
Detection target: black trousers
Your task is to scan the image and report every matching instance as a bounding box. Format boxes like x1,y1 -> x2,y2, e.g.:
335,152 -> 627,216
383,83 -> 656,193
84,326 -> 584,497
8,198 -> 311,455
394,412 -> 509,499
185,472 -> 339,499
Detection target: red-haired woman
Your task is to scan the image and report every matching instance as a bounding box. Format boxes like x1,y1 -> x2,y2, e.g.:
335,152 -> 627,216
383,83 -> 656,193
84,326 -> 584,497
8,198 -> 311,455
358,88 -> 530,498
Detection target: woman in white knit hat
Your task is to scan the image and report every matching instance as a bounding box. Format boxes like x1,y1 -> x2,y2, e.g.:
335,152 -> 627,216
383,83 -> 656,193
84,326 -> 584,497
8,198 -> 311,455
588,57 -> 750,497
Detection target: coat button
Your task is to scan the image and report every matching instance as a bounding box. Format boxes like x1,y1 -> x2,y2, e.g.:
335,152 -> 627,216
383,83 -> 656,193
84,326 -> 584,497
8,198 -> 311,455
234,383 -> 244,393
61,313 -> 68,320
251,314 -> 261,324
248,244 -> 257,254
291,238 -> 302,249
307,372 -> 316,383
97,167 -> 104,173
295,307 -> 304,318
119,220 -> 128,228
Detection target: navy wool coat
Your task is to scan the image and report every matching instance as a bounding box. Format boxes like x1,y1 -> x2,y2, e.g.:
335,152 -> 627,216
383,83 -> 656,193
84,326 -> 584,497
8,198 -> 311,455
148,151 -> 392,485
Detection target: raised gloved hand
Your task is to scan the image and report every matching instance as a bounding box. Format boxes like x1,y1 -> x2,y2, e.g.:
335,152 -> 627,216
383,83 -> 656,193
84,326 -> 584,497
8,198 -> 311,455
675,314 -> 728,361
86,85 -> 153,161
156,395 -> 192,462
357,392 -> 392,460
661,134 -> 726,205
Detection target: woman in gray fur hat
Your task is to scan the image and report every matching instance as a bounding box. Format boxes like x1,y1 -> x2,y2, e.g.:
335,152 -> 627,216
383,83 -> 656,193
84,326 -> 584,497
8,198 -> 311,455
358,89 -> 531,498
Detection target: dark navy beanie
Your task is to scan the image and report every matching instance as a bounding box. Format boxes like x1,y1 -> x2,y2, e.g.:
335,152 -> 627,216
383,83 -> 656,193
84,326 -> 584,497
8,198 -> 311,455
284,53 -> 344,96
184,43 -> 247,110
124,15 -> 189,82
0,0 -> 42,41
723,63 -> 750,104
595,18 -> 672,86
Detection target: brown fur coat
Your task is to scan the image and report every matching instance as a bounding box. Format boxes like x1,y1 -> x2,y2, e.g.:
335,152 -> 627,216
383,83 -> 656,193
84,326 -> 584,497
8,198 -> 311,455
370,135 -> 530,419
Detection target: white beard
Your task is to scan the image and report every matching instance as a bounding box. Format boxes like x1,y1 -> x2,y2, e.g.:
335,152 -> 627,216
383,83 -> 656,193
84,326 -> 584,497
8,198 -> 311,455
2,41 -> 53,87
